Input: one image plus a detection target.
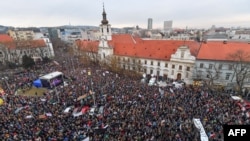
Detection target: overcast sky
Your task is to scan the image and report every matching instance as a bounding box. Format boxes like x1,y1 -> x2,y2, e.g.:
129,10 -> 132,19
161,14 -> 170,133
1,0 -> 250,29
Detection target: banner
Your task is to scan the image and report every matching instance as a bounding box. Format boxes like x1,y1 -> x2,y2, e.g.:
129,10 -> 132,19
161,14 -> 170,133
193,118 -> 208,141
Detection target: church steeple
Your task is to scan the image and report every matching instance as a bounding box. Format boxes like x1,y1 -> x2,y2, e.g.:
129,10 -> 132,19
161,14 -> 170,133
101,3 -> 109,25
98,2 -> 113,61
99,2 -> 112,41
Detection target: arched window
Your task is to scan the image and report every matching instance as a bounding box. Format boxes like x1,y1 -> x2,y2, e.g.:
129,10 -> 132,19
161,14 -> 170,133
0,52 -> 3,57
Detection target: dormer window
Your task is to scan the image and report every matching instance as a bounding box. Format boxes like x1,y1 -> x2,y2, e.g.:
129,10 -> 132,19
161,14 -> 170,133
181,51 -> 184,58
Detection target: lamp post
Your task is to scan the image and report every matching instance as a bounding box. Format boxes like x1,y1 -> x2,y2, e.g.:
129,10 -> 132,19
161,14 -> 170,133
2,77 -> 11,95
88,70 -> 96,106
71,58 -> 75,72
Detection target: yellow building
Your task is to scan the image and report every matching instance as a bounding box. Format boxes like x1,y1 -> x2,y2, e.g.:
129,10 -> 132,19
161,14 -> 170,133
7,29 -> 34,41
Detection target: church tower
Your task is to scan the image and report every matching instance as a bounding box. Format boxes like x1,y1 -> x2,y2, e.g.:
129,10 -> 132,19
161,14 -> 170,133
98,3 -> 113,60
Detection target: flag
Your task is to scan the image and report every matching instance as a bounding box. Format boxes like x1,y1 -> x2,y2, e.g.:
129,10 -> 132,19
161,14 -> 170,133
82,137 -> 89,141
46,113 -> 52,117
15,107 -> 24,114
170,88 -> 174,93
63,107 -> 72,113
53,61 -> 60,66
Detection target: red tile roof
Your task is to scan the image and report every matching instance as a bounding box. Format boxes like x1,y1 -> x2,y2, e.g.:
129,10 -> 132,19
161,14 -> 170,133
0,34 -> 15,48
0,34 -> 13,42
111,34 -> 200,60
197,41 -> 250,61
76,34 -> 201,60
75,40 -> 99,52
0,34 -> 46,49
16,40 -> 46,48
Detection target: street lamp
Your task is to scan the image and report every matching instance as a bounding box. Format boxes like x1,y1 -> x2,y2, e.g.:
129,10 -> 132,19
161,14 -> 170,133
71,58 -> 75,72
88,70 -> 96,106
2,77 -> 10,95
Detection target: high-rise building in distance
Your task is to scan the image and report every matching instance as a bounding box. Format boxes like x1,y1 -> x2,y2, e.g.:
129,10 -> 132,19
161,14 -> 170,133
148,18 -> 153,30
164,20 -> 173,31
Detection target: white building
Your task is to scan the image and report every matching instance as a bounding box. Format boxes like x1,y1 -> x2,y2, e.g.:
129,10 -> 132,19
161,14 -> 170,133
194,41 -> 250,88
0,34 -> 55,64
164,20 -> 173,32
75,5 -> 250,88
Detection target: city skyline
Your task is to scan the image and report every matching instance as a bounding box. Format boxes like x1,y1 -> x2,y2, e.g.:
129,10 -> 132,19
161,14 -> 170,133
1,0 -> 250,29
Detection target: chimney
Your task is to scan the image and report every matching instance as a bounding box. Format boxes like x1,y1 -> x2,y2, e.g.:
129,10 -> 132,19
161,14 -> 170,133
223,40 -> 227,44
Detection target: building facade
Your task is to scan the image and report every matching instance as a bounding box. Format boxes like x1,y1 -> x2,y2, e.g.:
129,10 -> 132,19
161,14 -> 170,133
164,20 -> 173,32
7,29 -> 35,41
148,18 -> 153,30
74,6 -> 250,87
0,34 -> 55,65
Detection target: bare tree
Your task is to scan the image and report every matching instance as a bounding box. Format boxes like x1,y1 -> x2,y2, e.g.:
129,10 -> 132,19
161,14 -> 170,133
205,63 -> 221,87
228,50 -> 250,95
75,40 -> 99,66
104,56 -> 122,73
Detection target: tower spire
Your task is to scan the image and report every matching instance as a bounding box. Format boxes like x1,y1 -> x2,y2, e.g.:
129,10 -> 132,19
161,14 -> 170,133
101,3 -> 109,25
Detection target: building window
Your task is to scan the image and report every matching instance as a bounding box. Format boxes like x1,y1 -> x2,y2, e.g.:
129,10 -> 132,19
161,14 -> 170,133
151,61 -> 153,65
128,66 -> 130,70
179,65 -> 182,70
123,58 -> 125,62
187,67 -> 190,71
200,63 -> 203,68
128,58 -> 130,62
145,60 -> 147,65
133,59 -> 135,63
157,71 -> 160,76
150,70 -> 153,74
172,64 -> 175,69
133,67 -> 135,70
0,52 -> 3,57
186,72 -> 189,78
144,69 -> 146,73
171,70 -> 174,75
225,73 -> 231,80
123,65 -> 125,69
158,62 -> 160,66
228,64 -> 233,70
138,60 -> 141,64
209,64 -> 213,69
219,64 -> 223,69
165,63 -> 168,67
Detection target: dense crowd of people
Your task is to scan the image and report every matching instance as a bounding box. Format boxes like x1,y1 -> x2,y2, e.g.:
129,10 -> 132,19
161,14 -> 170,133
0,55 -> 249,141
